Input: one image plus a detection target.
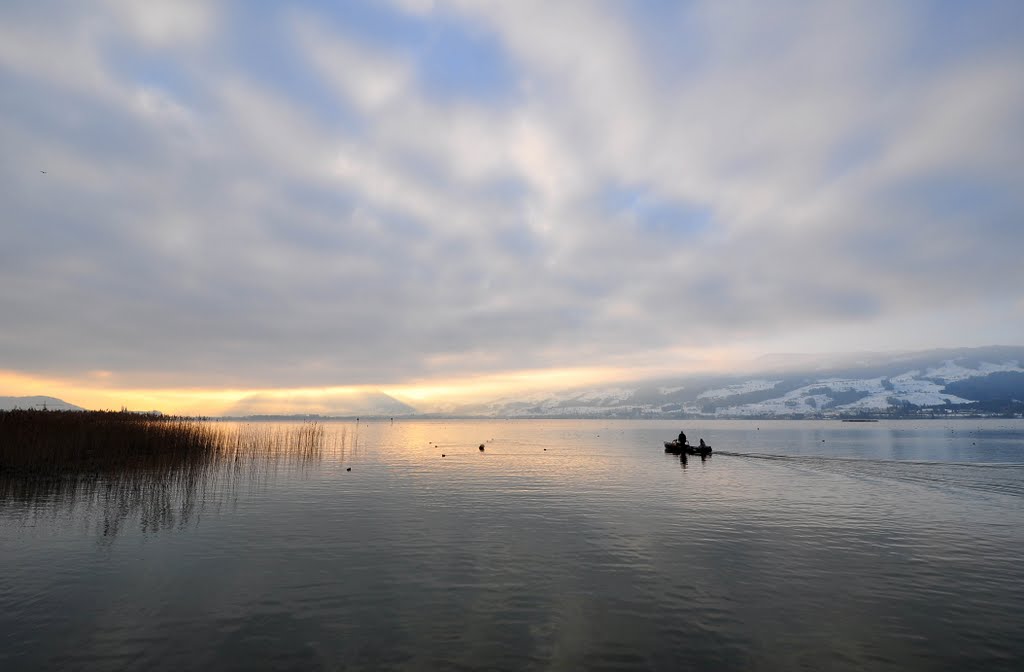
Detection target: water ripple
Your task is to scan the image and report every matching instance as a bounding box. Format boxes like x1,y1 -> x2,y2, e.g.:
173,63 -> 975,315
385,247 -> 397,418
2,419 -> 1023,670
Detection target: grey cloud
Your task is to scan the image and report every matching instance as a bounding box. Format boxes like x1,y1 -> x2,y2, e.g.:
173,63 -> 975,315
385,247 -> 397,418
1,0 -> 1023,391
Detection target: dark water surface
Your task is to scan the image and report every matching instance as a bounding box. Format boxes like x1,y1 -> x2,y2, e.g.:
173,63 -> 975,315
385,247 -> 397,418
2,419 -> 1023,670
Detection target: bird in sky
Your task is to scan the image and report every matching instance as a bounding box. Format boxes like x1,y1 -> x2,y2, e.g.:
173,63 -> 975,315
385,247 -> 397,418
39,170 -> 46,174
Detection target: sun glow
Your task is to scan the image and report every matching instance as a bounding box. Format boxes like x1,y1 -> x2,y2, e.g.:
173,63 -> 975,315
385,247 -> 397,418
0,347 -> 756,416
0,368 -> 616,415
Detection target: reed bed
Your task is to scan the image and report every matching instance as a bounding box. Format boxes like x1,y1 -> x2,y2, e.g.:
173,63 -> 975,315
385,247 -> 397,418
0,410 -> 345,535
0,410 -> 333,474
0,410 -> 221,475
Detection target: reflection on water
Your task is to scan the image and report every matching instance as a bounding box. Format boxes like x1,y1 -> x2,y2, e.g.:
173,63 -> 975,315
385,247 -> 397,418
0,420 -> 350,538
1,419 -> 1023,670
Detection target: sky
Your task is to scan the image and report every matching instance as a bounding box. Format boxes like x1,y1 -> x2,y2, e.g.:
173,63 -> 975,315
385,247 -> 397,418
1,0 -> 1023,415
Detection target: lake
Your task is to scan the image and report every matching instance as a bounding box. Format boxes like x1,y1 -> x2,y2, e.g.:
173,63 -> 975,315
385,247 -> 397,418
2,418 -> 1023,670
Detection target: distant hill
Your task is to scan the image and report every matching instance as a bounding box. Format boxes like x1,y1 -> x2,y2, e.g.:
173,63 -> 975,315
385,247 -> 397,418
457,346 -> 1024,419
7,346 -> 1023,420
223,390 -> 415,418
0,396 -> 85,411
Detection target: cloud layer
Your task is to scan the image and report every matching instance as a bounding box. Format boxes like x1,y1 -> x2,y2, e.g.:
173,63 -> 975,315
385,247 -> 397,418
1,0 -> 1022,394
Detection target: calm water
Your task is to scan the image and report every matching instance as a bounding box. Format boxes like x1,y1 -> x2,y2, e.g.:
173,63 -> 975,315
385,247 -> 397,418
2,419 -> 1023,670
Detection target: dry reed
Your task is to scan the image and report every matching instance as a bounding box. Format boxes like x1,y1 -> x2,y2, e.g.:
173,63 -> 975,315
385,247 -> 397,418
0,410 -> 341,535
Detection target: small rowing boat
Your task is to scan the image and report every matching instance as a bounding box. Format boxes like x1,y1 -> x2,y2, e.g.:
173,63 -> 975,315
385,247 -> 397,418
664,440 -> 712,456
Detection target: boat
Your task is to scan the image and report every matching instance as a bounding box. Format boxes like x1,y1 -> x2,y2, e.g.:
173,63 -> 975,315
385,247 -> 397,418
664,440 -> 712,456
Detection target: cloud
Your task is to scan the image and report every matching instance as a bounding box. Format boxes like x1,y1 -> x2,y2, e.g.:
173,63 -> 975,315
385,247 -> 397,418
102,0 -> 219,48
1,0 -> 1022,400
293,15 -> 413,113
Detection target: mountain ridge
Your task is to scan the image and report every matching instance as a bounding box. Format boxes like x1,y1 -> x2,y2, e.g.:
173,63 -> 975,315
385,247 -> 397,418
453,346 -> 1024,419
5,346 -> 1023,419
0,396 -> 85,411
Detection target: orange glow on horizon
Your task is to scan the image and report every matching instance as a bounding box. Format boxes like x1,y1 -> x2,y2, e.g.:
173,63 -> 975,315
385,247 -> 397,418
0,348 -> 756,416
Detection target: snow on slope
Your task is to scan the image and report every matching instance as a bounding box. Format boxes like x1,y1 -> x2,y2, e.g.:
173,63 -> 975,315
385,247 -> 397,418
698,380 -> 780,400
839,372 -> 970,411
572,387 -> 635,403
481,386 -> 638,416
717,372 -> 974,416
924,359 -> 1023,382
470,352 -> 1024,417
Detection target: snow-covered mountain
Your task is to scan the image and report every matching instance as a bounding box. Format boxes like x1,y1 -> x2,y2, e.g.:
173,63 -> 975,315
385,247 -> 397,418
8,347 -> 1023,419
457,346 -> 1024,418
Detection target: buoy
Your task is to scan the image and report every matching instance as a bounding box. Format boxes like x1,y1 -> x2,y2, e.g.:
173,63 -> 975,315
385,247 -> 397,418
442,454 -> 446,457
479,444 -> 485,451
346,467 -> 351,471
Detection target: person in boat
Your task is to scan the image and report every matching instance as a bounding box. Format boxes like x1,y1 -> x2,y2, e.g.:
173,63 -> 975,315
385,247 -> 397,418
699,438 -> 707,451
677,430 -> 688,446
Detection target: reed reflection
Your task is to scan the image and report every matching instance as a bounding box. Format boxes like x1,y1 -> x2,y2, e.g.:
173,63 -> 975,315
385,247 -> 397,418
0,410 -> 349,537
